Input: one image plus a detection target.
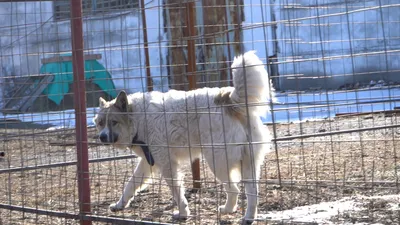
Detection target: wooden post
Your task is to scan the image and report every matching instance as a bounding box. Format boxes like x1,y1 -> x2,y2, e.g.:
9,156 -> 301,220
224,0 -> 233,86
186,2 -> 196,89
141,0 -> 153,91
186,1 -> 201,190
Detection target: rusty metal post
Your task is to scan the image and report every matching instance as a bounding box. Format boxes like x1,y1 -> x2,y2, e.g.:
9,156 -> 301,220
141,0 -> 153,91
70,0 -> 92,224
186,1 -> 196,89
186,1 -> 200,189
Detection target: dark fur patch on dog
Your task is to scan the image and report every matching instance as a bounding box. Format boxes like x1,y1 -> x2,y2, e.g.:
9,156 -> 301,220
214,89 -> 247,126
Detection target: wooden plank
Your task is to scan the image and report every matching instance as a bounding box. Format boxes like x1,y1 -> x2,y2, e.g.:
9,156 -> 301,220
7,78 -> 31,98
25,74 -> 53,78
201,0 -> 229,88
49,141 -> 111,147
140,0 -> 153,92
164,0 -> 186,90
335,109 -> 400,118
41,54 -> 102,64
0,109 -> 20,114
186,1 -> 201,190
0,119 -> 21,123
20,75 -> 54,112
2,74 -> 54,113
2,77 -> 33,112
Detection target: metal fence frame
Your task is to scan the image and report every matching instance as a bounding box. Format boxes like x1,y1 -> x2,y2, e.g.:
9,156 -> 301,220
1,0 -> 400,224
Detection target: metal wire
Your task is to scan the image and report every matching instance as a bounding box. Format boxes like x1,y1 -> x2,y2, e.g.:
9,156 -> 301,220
1,0 -> 400,224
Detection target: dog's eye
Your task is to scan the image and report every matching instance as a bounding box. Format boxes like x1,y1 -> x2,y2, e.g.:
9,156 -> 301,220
98,120 -> 104,127
111,120 -> 118,126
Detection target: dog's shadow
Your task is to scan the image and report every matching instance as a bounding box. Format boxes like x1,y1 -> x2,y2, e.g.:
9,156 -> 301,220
127,187 -> 240,224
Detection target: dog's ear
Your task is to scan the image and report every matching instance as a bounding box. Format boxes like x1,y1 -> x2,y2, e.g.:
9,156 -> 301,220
115,90 -> 128,112
99,97 -> 107,108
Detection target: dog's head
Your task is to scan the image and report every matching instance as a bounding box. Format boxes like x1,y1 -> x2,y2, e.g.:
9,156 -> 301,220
93,90 -> 133,148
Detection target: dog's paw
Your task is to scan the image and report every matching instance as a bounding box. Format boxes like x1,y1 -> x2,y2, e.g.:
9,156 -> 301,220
109,202 -> 124,212
172,209 -> 190,220
218,205 -> 237,214
241,217 -> 254,225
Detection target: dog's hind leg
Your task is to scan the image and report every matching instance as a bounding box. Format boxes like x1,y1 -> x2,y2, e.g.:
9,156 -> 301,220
241,129 -> 268,223
109,158 -> 156,212
241,151 -> 261,223
160,160 -> 190,220
219,177 -> 240,214
203,147 -> 241,214
242,118 -> 270,223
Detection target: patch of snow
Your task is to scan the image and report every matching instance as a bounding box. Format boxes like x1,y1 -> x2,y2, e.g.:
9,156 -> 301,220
259,197 -> 362,224
259,195 -> 400,224
1,107 -> 98,130
265,87 -> 400,123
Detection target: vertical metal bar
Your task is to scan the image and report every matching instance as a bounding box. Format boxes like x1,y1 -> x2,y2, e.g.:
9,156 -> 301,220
186,1 -> 196,90
261,0 -> 281,187
70,0 -> 92,224
91,0 -> 97,13
141,0 -> 153,92
186,1 -> 200,189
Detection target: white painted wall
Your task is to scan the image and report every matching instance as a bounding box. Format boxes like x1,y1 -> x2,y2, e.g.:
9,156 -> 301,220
0,1 -> 168,107
242,1 -> 275,59
273,0 -> 400,90
0,2 -> 54,108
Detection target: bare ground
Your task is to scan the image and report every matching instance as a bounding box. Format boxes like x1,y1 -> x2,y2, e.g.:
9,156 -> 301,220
1,113 -> 400,224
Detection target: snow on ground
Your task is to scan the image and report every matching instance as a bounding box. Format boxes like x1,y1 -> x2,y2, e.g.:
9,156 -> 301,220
1,87 -> 400,130
266,87 -> 400,123
259,194 -> 400,224
0,107 -> 99,130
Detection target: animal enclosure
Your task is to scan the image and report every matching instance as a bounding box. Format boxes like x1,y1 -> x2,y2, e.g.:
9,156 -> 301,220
1,0 -> 400,224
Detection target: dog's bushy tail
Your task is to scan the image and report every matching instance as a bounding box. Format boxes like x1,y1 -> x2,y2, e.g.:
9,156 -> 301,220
230,51 -> 276,117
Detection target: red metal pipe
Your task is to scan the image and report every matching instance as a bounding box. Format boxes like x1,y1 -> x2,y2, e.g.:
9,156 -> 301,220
185,1 -> 200,190
70,0 -> 92,224
186,1 -> 196,90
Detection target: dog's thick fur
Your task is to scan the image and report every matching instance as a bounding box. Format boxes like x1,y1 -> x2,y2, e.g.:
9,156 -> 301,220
94,51 -> 275,223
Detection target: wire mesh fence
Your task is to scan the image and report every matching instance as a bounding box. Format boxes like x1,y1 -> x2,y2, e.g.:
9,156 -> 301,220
1,0 -> 400,224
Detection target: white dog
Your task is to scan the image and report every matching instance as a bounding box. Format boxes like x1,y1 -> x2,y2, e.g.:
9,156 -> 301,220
94,51 -> 275,223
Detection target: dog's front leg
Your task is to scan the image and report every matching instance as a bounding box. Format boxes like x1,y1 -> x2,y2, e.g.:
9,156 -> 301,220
159,160 -> 190,220
110,158 -> 154,212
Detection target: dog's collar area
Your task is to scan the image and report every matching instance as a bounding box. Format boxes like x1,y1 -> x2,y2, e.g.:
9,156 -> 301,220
132,133 -> 155,166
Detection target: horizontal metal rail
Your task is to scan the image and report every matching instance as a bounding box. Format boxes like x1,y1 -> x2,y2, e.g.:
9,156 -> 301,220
1,123 -> 400,174
0,154 -> 137,174
0,204 -> 175,225
273,123 -> 400,142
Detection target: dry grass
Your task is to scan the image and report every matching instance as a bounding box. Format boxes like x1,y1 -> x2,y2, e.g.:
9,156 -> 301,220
1,113 -> 400,224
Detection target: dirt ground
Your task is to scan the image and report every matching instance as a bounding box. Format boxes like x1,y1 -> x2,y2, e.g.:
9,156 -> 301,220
1,113 -> 400,224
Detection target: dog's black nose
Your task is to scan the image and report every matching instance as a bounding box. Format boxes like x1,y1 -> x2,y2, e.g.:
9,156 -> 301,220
99,132 -> 108,143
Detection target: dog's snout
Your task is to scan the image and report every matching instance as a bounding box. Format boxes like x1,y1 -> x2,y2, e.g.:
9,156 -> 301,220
99,131 -> 118,143
99,132 -> 108,143
111,133 -> 118,143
